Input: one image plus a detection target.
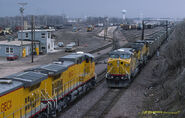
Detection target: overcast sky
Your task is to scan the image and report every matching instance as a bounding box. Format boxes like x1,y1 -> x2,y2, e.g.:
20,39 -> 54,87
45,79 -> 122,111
0,0 -> 184,18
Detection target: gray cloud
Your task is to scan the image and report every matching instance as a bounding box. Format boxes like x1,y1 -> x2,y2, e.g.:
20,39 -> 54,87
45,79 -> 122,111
0,0 -> 184,18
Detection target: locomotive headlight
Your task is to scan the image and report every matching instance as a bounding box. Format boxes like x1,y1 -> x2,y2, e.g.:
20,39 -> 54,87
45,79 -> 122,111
111,76 -> 114,79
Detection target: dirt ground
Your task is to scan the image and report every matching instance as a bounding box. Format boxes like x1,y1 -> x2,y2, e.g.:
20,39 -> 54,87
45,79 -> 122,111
54,27 -> 106,51
0,27 -> 165,118
58,28 -> 164,118
122,27 -> 164,42
0,27 -> 109,78
104,27 -> 166,118
58,28 -> 128,118
52,27 -> 164,118
104,56 -> 160,118
0,27 -> 162,78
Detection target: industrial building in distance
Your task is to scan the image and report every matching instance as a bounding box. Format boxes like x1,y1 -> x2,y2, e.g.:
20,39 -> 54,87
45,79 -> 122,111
0,28 -> 55,58
18,29 -> 55,54
0,40 -> 39,57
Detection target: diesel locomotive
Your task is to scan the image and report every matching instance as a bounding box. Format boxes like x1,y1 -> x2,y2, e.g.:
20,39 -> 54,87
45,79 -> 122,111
0,52 -> 95,118
106,31 -> 167,87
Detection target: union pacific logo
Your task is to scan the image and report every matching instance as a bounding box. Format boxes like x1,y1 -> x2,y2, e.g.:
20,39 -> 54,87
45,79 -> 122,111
0,100 -> 12,112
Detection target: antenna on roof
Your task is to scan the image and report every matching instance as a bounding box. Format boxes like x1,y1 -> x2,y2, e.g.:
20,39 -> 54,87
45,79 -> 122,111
77,51 -> 84,54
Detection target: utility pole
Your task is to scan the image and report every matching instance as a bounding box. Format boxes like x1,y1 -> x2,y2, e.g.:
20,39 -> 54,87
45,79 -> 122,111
141,20 -> 145,40
18,3 -> 27,49
104,17 -> 108,40
76,33 -> 79,46
112,27 -> 119,50
104,27 -> 107,40
166,20 -> 168,40
31,16 -> 35,63
77,38 -> 79,46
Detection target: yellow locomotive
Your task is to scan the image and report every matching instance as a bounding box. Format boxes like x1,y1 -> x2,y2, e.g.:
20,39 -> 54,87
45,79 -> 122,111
0,52 -> 95,118
106,48 -> 139,87
106,41 -> 149,87
27,52 -> 95,116
106,30 -> 167,87
0,71 -> 48,118
87,25 -> 94,32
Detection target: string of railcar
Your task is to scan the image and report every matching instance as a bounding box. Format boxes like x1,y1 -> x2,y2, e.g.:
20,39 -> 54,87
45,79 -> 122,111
0,52 -> 96,118
0,26 -> 172,118
82,28 -> 172,118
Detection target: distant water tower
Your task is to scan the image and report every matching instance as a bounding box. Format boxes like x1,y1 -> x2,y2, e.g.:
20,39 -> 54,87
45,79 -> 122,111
121,10 -> 127,23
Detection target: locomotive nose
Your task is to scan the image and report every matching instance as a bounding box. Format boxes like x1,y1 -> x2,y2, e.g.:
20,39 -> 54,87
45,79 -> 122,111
107,59 -> 120,74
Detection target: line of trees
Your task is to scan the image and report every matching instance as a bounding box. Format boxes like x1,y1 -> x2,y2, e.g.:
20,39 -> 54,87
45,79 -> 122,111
0,15 -> 131,28
0,15 -> 136,31
0,15 -> 68,28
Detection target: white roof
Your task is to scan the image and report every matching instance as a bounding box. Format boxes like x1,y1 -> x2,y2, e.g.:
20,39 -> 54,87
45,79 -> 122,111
0,40 -> 37,46
117,48 -> 134,55
18,29 -> 55,33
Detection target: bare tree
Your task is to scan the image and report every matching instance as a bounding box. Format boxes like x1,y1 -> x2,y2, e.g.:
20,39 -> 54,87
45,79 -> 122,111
165,20 -> 185,69
0,15 -> 68,28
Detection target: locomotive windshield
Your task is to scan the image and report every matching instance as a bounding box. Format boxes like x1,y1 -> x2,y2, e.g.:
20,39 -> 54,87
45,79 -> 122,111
110,54 -> 119,58
120,54 -> 131,59
110,54 -> 130,59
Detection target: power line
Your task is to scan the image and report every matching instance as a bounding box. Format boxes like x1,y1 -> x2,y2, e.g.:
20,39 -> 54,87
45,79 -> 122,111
31,16 -> 35,63
18,3 -> 27,56
141,20 -> 145,40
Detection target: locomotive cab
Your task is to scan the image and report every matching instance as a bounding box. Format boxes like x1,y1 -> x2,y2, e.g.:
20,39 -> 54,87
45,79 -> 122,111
135,40 -> 149,63
106,48 -> 137,87
1,71 -> 48,118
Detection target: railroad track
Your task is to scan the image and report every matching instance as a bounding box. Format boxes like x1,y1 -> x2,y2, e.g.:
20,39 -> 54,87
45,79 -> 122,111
95,54 -> 108,64
57,53 -> 109,117
82,88 -> 125,118
122,30 -> 141,40
94,28 -> 165,82
88,42 -> 112,54
58,28 -> 166,117
81,28 -> 167,118
95,69 -> 106,86
57,34 -> 114,117
122,27 -> 165,42
57,69 -> 107,117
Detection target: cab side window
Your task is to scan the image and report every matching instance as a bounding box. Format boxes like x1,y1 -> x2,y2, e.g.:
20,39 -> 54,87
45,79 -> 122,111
77,57 -> 82,64
79,57 -> 82,63
90,57 -> 94,63
86,57 -> 89,63
77,59 -> 80,64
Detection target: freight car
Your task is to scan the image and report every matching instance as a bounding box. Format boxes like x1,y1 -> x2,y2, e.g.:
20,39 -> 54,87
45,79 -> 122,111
0,52 -> 95,118
130,24 -> 138,30
106,31 -> 167,87
87,25 -> 94,32
120,24 -> 130,30
121,24 -> 142,30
